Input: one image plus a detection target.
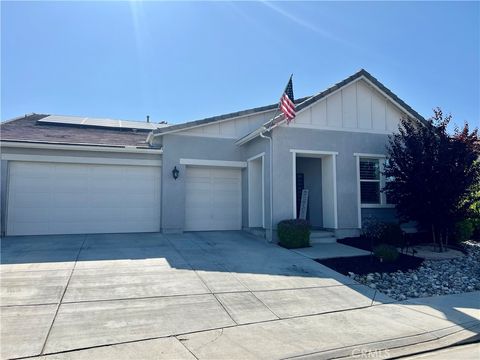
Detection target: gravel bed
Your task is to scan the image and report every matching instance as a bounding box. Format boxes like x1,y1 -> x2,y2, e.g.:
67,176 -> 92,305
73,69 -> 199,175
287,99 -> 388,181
352,241 -> 480,301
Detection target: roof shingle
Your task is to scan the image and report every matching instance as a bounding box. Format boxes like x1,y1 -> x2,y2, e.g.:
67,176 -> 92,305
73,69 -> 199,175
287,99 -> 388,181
0,114 -> 153,148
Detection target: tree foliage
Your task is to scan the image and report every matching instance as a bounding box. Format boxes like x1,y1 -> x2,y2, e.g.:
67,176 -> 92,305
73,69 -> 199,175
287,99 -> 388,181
383,108 -> 480,250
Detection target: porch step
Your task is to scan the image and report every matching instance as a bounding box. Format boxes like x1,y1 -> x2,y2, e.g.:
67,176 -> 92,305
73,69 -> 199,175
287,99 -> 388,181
310,230 -> 337,244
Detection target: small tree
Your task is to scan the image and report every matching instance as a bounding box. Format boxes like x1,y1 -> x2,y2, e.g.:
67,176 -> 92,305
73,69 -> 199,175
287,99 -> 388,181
383,108 -> 480,251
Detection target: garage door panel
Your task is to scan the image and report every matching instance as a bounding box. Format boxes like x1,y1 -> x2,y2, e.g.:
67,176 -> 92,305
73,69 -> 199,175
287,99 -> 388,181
88,193 -> 127,206
9,208 -> 51,222
12,162 -> 50,176
120,193 -> 155,204
10,177 -> 52,192
11,222 -> 51,235
6,161 -> 161,236
54,166 -> 89,177
185,166 -> 241,231
54,183 -> 88,194
51,192 -> 90,204
122,210 -> 160,222
10,192 -> 51,207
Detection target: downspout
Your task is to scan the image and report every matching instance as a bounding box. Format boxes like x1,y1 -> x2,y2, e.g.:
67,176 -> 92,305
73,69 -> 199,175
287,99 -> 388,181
259,128 -> 274,242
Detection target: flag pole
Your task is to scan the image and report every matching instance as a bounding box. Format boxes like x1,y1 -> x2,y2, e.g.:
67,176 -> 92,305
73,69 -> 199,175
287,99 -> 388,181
264,74 -> 293,131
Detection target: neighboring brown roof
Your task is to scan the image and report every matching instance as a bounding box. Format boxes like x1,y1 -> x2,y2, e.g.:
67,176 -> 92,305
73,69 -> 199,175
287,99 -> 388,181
0,114 -> 153,148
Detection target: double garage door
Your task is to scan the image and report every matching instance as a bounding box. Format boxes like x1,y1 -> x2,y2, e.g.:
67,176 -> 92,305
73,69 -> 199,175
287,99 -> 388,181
5,162 -> 241,235
6,161 -> 161,236
185,167 -> 242,231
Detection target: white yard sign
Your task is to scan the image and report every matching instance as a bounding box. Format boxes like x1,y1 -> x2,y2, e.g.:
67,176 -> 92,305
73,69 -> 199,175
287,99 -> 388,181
299,189 -> 309,220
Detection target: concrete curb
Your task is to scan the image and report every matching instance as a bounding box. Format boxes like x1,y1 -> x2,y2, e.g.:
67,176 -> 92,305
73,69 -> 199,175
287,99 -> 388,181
285,321 -> 480,359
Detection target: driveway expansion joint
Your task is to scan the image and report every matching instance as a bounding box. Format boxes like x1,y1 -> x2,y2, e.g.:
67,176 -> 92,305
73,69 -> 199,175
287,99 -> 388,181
39,234 -> 87,356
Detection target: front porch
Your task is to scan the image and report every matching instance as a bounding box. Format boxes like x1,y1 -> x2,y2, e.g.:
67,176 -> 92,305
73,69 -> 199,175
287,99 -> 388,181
292,149 -> 338,231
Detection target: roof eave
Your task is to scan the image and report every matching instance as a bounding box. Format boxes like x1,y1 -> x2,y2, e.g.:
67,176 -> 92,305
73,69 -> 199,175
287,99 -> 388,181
150,96 -> 312,138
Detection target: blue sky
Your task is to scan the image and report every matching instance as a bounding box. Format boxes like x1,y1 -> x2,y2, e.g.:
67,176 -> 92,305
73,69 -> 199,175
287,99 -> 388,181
2,1 -> 479,127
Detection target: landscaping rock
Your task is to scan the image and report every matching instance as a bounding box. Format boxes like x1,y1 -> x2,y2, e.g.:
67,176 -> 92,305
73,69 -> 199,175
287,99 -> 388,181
353,241 -> 480,301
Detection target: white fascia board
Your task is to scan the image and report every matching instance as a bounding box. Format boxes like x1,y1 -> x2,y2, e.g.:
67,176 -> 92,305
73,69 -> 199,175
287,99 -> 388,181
179,158 -> 247,168
0,141 -> 163,154
236,128 -> 264,146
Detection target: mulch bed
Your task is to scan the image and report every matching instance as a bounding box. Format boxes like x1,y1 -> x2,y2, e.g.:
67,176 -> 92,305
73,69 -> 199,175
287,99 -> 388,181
317,254 -> 424,276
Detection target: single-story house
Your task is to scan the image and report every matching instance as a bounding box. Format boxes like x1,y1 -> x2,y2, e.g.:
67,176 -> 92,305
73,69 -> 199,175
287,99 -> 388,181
0,69 -> 425,240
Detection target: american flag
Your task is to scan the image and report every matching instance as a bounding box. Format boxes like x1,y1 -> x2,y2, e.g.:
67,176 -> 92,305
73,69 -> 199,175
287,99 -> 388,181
279,76 -> 295,124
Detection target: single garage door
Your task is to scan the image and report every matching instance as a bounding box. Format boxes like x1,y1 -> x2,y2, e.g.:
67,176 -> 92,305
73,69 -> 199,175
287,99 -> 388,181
185,167 -> 241,231
6,161 -> 161,236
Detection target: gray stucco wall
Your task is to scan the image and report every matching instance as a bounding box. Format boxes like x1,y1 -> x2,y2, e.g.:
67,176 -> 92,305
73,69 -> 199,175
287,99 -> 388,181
362,208 -> 398,224
1,160 -> 7,235
272,126 -> 394,234
241,137 -> 270,230
160,134 -> 249,233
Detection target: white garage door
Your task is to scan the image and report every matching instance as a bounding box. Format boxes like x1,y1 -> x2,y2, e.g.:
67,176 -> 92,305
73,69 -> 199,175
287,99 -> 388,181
185,167 -> 242,231
6,161 -> 161,236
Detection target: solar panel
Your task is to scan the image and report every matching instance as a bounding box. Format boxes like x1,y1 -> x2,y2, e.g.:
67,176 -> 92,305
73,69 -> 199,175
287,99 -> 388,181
84,118 -> 120,128
38,115 -> 167,130
39,115 -> 87,126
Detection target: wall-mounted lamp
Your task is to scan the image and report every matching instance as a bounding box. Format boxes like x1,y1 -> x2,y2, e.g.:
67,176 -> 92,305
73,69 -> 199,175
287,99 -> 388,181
172,166 -> 180,180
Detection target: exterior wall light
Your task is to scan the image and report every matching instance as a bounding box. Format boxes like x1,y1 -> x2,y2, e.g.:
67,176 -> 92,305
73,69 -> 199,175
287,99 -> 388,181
172,166 -> 180,180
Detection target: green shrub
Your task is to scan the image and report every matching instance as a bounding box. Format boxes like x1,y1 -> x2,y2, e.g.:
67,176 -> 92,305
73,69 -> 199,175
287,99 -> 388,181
362,217 -> 404,247
373,244 -> 399,262
361,216 -> 386,244
277,219 -> 310,249
455,219 -> 475,243
380,223 -> 404,247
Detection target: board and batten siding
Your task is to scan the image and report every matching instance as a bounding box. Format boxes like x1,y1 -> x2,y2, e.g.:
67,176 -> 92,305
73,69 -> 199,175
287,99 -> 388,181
291,79 -> 406,133
176,109 -> 277,139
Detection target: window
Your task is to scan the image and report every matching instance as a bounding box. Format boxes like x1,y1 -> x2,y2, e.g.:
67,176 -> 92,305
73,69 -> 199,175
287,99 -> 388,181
360,158 -> 381,204
357,155 -> 392,207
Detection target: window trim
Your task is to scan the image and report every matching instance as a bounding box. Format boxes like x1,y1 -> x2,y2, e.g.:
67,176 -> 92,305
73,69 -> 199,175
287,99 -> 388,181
355,154 -> 395,228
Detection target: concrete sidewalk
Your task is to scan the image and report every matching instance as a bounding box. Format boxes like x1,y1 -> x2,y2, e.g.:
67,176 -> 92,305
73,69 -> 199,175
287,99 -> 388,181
292,242 -> 370,260
1,232 -> 479,360
402,343 -> 480,359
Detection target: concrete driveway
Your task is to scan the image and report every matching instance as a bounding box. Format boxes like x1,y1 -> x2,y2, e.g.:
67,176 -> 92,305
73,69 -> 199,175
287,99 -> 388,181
1,231 -> 479,359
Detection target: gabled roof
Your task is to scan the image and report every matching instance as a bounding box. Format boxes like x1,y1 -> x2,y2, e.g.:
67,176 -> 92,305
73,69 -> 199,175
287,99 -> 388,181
152,69 -> 425,140
296,69 -> 425,120
235,69 -> 427,145
0,114 -> 156,148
